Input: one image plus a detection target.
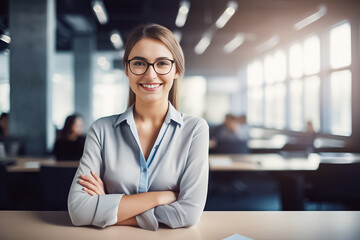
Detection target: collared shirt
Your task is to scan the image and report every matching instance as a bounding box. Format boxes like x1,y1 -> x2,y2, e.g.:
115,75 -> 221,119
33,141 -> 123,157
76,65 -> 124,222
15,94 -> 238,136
68,102 -> 209,230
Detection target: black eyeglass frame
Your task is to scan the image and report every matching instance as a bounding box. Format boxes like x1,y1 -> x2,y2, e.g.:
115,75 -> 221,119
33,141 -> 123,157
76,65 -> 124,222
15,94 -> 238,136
127,59 -> 175,75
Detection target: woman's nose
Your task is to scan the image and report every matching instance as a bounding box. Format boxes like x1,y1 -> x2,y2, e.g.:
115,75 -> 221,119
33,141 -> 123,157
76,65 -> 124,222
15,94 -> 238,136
144,65 -> 157,78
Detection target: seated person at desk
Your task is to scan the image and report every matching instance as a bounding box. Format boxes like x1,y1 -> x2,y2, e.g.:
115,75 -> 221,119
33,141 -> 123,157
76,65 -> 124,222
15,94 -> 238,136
68,23 -> 209,231
53,114 -> 85,161
0,112 -> 9,137
0,112 -> 24,156
210,114 -> 249,153
282,120 -> 315,153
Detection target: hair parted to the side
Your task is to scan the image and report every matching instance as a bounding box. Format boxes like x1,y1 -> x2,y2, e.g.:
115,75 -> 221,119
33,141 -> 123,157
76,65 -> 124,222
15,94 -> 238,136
123,23 -> 185,109
60,113 -> 82,140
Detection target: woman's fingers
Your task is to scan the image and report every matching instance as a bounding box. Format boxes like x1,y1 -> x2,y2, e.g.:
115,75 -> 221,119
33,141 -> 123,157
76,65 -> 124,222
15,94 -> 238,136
80,174 -> 99,187
78,179 -> 99,193
91,171 -> 103,183
82,187 -> 96,196
90,171 -> 105,194
79,171 -> 105,195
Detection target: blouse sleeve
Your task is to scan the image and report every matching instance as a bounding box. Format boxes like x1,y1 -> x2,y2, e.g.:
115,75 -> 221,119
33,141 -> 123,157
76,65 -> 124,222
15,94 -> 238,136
67,120 -> 124,228
137,118 -> 209,230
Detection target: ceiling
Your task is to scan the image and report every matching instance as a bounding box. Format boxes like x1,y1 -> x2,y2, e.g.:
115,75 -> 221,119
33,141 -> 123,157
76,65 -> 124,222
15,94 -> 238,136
0,0 -> 359,76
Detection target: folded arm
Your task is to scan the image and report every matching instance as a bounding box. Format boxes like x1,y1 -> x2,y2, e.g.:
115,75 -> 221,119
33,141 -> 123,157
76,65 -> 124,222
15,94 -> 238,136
68,120 -> 177,229
153,119 -> 209,228
79,171 -> 177,224
134,119 -> 209,230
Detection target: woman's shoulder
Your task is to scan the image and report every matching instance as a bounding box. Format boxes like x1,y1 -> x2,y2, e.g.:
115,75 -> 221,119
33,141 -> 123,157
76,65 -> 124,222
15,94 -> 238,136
181,114 -> 209,131
90,114 -> 120,130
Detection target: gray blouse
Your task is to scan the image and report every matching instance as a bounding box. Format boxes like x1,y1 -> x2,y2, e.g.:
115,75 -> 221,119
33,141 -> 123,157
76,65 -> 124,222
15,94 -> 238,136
67,102 -> 209,231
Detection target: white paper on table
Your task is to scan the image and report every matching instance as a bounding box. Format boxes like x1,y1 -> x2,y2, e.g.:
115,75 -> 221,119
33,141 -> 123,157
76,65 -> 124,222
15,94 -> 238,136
24,161 -> 40,168
210,157 -> 232,167
222,233 -> 254,240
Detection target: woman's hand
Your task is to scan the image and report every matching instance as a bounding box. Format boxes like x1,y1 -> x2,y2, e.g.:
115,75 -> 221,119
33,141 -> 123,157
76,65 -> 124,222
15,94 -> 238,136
157,191 -> 178,206
78,171 -> 105,196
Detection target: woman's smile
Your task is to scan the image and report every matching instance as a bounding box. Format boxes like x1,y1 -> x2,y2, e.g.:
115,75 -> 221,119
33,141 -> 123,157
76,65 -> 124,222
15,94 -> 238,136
139,82 -> 163,91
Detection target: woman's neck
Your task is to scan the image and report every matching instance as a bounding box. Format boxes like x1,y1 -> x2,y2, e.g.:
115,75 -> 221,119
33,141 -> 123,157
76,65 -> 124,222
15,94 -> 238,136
133,100 -> 168,124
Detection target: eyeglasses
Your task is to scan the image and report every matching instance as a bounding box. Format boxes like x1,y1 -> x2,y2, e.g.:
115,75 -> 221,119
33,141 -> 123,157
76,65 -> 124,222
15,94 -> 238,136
127,58 -> 175,75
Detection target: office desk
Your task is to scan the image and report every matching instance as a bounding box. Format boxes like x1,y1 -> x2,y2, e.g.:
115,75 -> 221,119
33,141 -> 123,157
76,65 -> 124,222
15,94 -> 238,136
3,158 -> 78,210
209,153 -> 319,171
0,211 -> 359,240
6,157 -> 79,172
209,153 -> 360,210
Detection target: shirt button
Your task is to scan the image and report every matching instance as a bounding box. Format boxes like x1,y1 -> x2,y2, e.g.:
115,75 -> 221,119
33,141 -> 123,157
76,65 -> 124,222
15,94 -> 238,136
143,168 -> 147,173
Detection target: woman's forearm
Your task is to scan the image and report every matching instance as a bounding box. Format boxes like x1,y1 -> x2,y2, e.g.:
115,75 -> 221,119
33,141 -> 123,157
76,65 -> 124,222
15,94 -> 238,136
116,191 -> 176,223
116,217 -> 138,226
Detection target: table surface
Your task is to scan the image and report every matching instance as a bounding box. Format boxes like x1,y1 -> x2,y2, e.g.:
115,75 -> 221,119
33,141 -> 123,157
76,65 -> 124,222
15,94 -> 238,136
0,211 -> 360,240
209,153 -> 319,171
6,157 -> 79,172
6,153 -> 360,173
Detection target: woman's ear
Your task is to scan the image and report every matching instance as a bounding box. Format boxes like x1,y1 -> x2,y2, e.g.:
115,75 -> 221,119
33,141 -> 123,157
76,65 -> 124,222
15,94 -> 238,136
125,66 -> 129,77
174,70 -> 180,80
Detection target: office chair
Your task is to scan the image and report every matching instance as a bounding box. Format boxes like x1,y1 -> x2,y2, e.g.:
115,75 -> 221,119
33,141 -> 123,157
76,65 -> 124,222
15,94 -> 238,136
0,164 -> 8,209
40,166 -> 77,211
305,162 -> 360,210
213,140 -> 250,154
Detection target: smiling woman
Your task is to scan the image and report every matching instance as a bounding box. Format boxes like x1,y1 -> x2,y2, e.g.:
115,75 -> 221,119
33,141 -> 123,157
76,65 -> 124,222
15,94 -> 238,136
67,23 -> 209,231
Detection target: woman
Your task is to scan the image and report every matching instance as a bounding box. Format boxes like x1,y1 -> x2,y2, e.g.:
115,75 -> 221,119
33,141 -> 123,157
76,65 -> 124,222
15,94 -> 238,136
68,23 -> 209,231
53,114 -> 85,160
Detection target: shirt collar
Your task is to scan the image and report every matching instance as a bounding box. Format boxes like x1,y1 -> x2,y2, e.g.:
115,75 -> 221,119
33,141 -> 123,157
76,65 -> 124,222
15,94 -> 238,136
114,101 -> 183,127
165,101 -> 183,126
114,104 -> 135,127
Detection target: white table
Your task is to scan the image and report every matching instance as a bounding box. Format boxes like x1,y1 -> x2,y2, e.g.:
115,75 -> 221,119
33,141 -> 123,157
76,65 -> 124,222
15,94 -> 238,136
0,211 -> 359,240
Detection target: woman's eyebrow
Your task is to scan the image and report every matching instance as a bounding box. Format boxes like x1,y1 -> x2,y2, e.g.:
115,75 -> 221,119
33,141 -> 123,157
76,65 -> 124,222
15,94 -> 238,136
130,56 -> 172,61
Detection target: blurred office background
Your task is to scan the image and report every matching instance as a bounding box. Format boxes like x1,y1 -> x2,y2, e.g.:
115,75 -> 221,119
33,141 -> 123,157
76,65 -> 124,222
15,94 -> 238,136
1,0 -> 360,212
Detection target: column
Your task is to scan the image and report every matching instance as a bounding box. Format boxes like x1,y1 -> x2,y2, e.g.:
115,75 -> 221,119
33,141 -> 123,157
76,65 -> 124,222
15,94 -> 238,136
9,0 -> 55,155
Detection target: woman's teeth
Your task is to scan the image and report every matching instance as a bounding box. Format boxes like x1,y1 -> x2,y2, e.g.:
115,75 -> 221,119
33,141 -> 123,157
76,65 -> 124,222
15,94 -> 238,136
142,84 -> 161,88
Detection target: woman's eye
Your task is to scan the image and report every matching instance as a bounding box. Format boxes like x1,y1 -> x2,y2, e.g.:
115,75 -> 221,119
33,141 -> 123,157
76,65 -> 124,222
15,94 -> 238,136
133,61 -> 146,66
157,61 -> 170,66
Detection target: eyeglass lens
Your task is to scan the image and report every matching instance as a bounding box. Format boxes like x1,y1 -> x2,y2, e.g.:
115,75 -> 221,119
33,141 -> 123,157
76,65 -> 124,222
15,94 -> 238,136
129,59 -> 173,75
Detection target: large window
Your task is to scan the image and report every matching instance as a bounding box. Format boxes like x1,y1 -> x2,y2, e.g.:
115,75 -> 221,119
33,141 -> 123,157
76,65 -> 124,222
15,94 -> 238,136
93,70 -> 128,121
329,22 -> 352,136
52,53 -> 74,129
264,49 -> 286,129
289,79 -> 303,131
245,20 -> 352,136
0,53 -> 10,114
330,22 -> 351,69
288,35 -> 320,132
330,70 -> 352,136
247,60 -> 263,126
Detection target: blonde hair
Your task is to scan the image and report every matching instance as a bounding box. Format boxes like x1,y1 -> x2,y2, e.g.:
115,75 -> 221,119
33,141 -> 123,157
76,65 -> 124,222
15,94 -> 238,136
123,23 -> 185,109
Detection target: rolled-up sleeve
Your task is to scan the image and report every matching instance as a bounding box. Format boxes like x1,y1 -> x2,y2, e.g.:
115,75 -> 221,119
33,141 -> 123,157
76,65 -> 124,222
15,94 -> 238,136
67,120 -> 124,228
152,119 -> 209,229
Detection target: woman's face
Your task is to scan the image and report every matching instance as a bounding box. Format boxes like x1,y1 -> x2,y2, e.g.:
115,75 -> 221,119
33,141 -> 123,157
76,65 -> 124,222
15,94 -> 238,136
72,118 -> 83,137
126,38 -> 179,105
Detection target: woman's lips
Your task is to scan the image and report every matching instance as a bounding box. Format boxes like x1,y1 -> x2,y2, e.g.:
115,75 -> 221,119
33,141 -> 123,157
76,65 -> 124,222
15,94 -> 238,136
139,83 -> 163,91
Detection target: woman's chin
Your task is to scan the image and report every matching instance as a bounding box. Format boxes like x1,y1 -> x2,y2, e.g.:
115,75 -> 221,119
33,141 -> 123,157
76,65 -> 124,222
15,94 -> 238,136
137,95 -> 167,104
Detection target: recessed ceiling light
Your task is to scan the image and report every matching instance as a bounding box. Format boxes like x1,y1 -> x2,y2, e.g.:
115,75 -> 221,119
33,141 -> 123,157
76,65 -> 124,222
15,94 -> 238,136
175,1 -> 190,27
215,1 -> 238,29
294,4 -> 327,31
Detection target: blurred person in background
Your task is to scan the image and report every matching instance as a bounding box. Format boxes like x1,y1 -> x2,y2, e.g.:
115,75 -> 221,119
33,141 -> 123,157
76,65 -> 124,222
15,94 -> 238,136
0,113 -> 9,137
53,113 -> 85,161
236,114 -> 250,142
210,114 -> 249,153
